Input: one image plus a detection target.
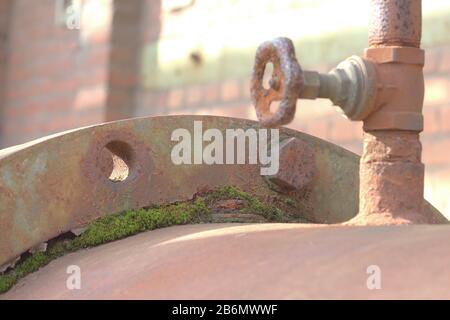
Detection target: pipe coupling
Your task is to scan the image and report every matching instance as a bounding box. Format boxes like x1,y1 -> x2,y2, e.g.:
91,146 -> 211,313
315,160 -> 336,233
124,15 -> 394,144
363,46 -> 425,132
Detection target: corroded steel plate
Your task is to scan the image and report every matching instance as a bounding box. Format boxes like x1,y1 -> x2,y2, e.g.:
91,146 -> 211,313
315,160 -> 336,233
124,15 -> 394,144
0,115 -> 444,266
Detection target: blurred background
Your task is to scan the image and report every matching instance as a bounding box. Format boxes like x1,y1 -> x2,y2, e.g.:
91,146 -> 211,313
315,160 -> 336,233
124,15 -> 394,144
0,0 -> 449,217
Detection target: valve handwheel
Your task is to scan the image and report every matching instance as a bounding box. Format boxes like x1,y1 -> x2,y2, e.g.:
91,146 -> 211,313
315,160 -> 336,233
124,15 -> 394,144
251,37 -> 303,128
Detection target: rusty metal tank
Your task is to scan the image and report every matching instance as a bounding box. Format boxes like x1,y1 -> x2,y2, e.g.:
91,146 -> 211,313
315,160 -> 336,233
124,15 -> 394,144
2,0 -> 450,300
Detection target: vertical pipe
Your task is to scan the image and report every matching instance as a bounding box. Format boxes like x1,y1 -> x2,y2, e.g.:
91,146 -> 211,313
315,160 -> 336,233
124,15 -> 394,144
368,0 -> 421,48
357,0 -> 431,225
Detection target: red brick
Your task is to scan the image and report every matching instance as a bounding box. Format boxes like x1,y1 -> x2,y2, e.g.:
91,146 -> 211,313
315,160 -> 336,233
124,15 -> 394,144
185,85 -> 203,106
189,103 -> 252,119
438,107 -> 450,133
303,117 -> 331,141
422,137 -> 450,167
439,46 -> 450,74
203,83 -> 220,103
136,90 -> 168,113
424,48 -> 441,75
241,79 -> 251,100
0,0 -> 116,146
328,116 -> 361,142
423,108 -> 442,134
220,79 -> 241,102
76,109 -> 105,127
109,68 -> 138,88
85,44 -> 110,66
167,88 -> 184,110
109,46 -> 134,65
74,85 -> 107,111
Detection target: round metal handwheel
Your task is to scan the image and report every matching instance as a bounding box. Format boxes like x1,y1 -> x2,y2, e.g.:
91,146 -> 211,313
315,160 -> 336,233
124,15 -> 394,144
251,37 -> 303,128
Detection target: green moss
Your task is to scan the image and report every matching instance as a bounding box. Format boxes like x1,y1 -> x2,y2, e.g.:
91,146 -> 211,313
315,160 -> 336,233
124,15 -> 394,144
0,186 -> 307,294
71,198 -> 209,249
0,198 -> 210,294
205,185 -> 284,221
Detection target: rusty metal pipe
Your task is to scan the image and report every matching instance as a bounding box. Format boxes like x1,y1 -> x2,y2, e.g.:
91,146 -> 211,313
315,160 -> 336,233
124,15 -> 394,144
352,0 -> 427,225
251,0 -> 438,225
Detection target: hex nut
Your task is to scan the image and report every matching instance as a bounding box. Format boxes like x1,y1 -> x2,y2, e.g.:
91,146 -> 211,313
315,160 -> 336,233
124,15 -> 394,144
267,137 -> 315,190
301,71 -> 321,99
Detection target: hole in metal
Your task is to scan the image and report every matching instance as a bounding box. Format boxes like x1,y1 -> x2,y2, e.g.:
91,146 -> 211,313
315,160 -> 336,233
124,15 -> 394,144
102,141 -> 135,183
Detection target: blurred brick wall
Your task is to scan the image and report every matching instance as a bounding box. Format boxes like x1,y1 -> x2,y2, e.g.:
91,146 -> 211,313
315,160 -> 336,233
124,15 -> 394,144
0,0 -> 11,145
421,46 -> 450,217
0,0 -> 112,146
105,0 -> 144,121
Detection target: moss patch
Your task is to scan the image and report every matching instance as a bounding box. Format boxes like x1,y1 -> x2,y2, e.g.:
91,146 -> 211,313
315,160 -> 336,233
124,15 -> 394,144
0,186 -> 309,294
0,199 -> 209,294
204,185 -> 286,221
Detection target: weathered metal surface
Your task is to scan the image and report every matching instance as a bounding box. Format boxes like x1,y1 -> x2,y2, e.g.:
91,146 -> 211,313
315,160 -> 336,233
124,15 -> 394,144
0,115 -> 445,267
251,37 -> 303,128
349,0 -> 427,225
3,223 -> 450,300
305,56 -> 378,121
267,137 -> 315,191
349,131 -> 429,226
0,115 -> 363,267
369,0 -> 421,48
328,56 -> 378,121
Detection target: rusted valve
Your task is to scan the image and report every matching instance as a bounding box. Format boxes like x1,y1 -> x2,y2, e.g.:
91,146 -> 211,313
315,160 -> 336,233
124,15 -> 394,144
251,37 -> 378,128
250,0 -> 431,226
251,38 -> 303,128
